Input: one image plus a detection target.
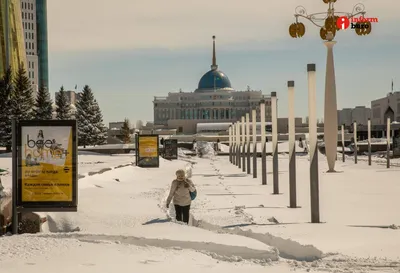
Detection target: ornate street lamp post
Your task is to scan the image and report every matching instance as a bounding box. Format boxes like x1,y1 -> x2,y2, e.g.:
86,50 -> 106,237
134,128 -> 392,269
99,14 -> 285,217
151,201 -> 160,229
289,1 -> 371,172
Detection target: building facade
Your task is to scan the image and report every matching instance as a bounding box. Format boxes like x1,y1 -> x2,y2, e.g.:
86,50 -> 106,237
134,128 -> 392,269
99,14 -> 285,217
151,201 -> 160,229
153,36 -> 272,134
0,0 -> 27,77
20,0 -> 49,95
371,91 -> 400,125
35,0 -> 48,90
20,0 -> 39,96
337,106 -> 371,126
55,90 -> 79,105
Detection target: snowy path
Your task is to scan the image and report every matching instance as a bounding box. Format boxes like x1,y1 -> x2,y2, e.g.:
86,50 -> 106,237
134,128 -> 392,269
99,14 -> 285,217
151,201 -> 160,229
188,154 -> 400,272
1,158 -> 298,273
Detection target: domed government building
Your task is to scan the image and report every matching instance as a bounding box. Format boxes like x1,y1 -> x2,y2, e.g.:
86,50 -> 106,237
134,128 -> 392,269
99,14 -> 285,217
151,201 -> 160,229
153,36 -> 272,134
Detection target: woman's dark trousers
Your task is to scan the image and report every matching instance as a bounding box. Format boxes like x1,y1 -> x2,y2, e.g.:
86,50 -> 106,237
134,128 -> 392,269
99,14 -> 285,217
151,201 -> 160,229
174,205 -> 190,224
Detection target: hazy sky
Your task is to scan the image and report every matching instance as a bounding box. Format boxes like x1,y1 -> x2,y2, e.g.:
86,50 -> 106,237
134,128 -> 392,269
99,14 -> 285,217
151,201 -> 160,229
47,0 -> 400,125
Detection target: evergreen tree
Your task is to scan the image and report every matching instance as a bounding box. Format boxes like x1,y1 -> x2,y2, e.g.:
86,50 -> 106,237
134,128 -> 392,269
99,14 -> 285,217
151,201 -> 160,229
55,86 -> 72,120
76,85 -> 96,147
33,85 -> 53,120
120,118 -> 131,144
10,65 -> 34,121
92,99 -> 108,145
0,68 -> 13,150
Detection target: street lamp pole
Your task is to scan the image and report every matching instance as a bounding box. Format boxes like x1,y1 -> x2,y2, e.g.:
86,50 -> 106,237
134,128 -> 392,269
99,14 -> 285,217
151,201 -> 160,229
289,1 -> 371,172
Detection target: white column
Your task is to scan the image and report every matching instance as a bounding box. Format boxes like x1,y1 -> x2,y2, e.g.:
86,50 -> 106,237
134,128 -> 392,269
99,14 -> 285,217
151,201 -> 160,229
341,125 -> 345,146
232,123 -> 236,146
271,94 -> 278,154
367,119 -> 371,143
228,126 -> 232,148
341,124 -> 345,162
324,41 -> 338,172
387,117 -> 391,168
236,122 -> 240,146
246,113 -> 250,145
387,117 -> 391,144
271,92 -> 279,194
260,103 -> 266,150
354,121 -> 358,164
367,118 -> 371,165
307,63 -> 320,223
252,110 -> 256,147
241,116 -> 245,146
308,66 -> 317,162
288,82 -> 295,155
288,81 -> 297,207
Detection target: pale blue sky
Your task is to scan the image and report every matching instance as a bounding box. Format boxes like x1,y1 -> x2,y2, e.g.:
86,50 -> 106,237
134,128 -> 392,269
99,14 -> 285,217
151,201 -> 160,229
47,0 -> 399,124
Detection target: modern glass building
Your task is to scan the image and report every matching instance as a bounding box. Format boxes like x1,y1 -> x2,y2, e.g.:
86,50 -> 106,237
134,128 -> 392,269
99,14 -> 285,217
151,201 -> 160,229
0,0 -> 27,76
35,0 -> 48,90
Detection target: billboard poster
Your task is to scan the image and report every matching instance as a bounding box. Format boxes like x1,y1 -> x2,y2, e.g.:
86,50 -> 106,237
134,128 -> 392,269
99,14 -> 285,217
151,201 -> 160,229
137,135 -> 159,167
164,139 -> 178,160
394,135 -> 400,157
17,120 -> 77,211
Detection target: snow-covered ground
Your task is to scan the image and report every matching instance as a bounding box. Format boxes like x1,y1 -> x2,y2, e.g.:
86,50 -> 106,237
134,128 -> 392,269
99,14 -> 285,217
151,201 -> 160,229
1,143 -> 400,273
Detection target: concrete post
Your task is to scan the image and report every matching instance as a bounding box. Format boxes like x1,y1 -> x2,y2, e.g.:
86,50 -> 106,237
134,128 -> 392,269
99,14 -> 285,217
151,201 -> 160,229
353,121 -> 357,164
229,126 -> 232,163
341,124 -> 345,162
288,81 -> 297,208
241,116 -> 246,172
252,109 -> 257,178
307,63 -> 320,223
246,113 -> 251,174
237,122 -> 241,168
260,101 -> 267,185
231,123 -> 236,165
324,41 -> 338,172
368,119 -> 371,165
271,92 -> 279,194
387,117 -> 390,168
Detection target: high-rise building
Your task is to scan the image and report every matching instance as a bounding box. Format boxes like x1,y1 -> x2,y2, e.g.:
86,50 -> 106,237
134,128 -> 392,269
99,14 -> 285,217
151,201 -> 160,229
0,0 -> 28,77
35,0 -> 49,91
20,0 -> 39,96
19,0 -> 49,97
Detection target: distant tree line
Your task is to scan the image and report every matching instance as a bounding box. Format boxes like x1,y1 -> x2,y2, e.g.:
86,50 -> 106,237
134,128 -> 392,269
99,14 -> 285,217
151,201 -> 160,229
0,65 -> 108,151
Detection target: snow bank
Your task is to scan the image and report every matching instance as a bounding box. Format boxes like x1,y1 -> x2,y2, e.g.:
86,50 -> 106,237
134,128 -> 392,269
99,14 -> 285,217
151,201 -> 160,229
34,231 -> 278,262
192,216 -> 322,262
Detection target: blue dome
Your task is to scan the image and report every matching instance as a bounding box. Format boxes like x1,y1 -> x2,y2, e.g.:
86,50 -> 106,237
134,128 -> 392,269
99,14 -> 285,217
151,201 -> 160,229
196,69 -> 232,92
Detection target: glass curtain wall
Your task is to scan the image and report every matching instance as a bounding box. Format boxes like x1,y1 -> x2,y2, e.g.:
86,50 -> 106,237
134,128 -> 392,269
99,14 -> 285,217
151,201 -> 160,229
0,0 -> 27,76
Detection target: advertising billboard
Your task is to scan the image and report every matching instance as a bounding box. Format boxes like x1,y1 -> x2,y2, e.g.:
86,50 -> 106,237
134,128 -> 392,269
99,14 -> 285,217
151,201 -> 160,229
137,135 -> 159,167
163,139 -> 178,160
17,120 -> 77,211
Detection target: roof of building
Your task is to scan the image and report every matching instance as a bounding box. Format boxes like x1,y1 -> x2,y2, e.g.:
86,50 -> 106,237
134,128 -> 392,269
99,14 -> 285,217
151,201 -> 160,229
197,69 -> 232,91
195,36 -> 234,93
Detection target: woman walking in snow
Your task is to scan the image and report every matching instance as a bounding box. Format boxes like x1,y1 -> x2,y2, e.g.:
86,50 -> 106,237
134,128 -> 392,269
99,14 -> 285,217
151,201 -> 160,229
166,169 -> 196,224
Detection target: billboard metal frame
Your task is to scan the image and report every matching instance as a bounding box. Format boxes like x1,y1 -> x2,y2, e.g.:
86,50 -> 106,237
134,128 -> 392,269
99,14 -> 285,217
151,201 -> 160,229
15,120 -> 78,212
